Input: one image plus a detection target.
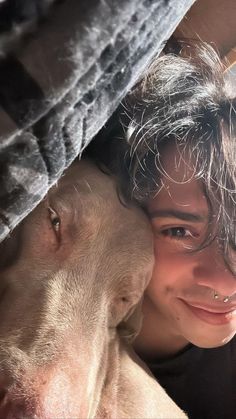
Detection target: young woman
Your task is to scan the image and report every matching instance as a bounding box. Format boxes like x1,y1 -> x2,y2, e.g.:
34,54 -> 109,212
116,43 -> 236,419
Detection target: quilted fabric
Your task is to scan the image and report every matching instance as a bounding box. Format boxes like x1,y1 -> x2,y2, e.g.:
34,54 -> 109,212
0,0 -> 195,242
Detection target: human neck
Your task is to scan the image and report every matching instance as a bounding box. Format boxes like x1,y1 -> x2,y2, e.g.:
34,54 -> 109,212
134,295 -> 189,362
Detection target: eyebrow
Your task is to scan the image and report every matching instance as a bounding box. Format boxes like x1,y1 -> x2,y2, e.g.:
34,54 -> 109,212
149,209 -> 207,223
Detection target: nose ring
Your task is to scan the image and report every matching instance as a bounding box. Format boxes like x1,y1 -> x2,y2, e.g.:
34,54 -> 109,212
223,296 -> 230,303
213,290 -> 219,300
213,290 -> 230,303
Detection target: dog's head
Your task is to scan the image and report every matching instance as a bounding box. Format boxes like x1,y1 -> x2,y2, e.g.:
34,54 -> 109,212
0,159 -> 153,418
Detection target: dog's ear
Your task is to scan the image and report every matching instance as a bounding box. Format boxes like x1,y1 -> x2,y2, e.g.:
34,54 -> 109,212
117,298 -> 144,343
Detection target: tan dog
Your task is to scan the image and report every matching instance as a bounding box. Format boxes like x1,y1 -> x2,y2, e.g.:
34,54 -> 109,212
0,159 -> 187,418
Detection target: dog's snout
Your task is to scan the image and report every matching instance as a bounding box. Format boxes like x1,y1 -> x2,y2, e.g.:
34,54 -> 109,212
0,357 -> 91,418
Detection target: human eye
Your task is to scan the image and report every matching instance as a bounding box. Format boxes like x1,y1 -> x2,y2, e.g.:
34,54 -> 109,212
161,226 -> 195,239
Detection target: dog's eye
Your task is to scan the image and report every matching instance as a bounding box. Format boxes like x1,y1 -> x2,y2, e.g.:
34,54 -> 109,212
48,207 -> 61,235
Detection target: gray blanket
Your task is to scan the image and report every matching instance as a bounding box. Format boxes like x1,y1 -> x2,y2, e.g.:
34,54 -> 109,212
0,0 -> 195,242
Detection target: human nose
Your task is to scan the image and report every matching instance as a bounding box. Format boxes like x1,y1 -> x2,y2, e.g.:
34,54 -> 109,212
193,244 -> 236,298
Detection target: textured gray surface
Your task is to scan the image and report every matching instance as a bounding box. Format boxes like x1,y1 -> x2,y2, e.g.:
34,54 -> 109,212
0,0 -> 195,242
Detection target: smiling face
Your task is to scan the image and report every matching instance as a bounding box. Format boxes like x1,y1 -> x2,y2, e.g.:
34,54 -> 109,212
140,144 -> 236,356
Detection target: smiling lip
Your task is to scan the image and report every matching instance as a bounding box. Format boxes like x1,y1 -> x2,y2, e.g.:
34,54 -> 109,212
180,299 -> 236,325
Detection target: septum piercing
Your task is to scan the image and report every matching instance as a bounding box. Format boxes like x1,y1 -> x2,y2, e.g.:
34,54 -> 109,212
213,290 -> 230,303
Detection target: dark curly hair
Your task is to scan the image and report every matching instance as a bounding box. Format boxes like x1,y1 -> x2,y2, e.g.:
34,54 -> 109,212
118,42 -> 236,272
89,42 -> 236,272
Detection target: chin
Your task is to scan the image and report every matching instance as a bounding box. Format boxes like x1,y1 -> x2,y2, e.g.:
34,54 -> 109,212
188,331 -> 235,349
176,302 -> 236,350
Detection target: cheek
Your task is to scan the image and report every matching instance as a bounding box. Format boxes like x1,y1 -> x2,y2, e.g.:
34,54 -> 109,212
22,225 -> 56,260
150,239 -> 192,295
153,238 -> 184,271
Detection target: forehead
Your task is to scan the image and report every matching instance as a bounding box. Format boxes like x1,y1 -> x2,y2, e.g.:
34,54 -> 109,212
148,144 -> 209,216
